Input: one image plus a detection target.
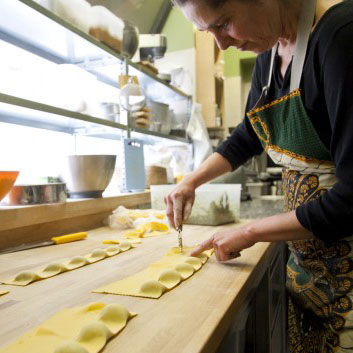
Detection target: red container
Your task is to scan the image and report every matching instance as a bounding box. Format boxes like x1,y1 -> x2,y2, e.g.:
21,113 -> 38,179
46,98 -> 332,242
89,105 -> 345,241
0,171 -> 19,202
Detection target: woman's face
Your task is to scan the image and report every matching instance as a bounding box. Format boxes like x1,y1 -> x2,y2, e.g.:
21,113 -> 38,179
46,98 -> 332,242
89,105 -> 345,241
182,0 -> 284,53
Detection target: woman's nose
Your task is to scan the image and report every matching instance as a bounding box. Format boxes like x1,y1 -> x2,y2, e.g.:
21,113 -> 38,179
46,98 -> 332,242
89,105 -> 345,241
213,33 -> 232,51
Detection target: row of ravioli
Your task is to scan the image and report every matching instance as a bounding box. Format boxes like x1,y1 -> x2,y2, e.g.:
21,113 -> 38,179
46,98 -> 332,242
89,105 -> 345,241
2,241 -> 135,286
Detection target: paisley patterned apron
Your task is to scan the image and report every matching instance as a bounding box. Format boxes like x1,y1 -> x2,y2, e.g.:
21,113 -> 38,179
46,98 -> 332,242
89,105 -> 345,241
246,0 -> 353,352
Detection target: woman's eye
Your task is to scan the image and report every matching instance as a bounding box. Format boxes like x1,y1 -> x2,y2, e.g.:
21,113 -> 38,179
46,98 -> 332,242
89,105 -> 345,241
217,22 -> 229,30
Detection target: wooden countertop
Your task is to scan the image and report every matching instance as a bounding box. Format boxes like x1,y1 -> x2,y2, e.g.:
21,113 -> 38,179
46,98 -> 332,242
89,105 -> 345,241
0,221 -> 273,353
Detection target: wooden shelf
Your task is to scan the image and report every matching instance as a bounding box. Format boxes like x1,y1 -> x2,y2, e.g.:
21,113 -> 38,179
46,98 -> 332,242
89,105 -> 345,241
0,192 -> 151,250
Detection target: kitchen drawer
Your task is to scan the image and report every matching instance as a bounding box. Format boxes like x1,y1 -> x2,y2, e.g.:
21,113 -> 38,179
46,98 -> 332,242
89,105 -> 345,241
216,297 -> 256,353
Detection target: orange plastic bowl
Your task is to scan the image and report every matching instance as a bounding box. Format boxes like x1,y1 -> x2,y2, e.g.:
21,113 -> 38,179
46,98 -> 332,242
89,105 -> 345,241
0,171 -> 19,202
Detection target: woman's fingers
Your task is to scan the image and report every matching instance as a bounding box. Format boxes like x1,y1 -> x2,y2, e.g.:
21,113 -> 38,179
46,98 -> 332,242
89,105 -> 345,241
190,237 -> 214,256
164,183 -> 195,230
173,196 -> 184,229
183,200 -> 193,222
191,230 -> 248,262
165,195 -> 175,229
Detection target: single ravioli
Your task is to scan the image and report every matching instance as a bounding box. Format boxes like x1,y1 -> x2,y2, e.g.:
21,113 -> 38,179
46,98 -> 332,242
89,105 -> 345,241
65,257 -> 89,270
158,270 -> 182,289
104,246 -> 121,257
174,263 -> 195,279
4,271 -> 41,286
139,280 -> 167,298
184,257 -> 202,270
38,263 -> 68,279
118,242 -> 132,252
85,249 -> 107,263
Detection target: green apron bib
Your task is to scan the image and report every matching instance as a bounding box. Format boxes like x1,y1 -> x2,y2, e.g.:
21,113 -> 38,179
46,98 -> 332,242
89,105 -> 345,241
247,1 -> 353,352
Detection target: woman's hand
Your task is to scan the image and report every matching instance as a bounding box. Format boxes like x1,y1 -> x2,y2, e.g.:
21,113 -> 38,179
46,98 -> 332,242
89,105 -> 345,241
190,211 -> 314,262
164,179 -> 196,229
190,226 -> 255,262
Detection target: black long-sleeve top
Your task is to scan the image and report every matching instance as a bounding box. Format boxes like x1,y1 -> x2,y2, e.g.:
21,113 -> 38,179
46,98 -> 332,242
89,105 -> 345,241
215,0 -> 353,242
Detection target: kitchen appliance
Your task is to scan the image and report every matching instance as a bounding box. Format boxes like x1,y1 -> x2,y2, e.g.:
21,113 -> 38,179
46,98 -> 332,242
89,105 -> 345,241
60,155 -> 116,198
132,34 -> 167,63
0,171 -> 19,202
0,232 -> 87,254
7,183 -> 67,205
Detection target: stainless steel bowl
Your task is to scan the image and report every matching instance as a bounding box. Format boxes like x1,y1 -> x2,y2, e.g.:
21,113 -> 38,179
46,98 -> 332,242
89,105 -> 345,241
60,155 -> 117,198
7,183 -> 67,205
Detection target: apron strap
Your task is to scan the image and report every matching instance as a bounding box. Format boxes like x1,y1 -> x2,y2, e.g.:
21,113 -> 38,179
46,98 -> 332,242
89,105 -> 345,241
267,44 -> 278,89
253,44 -> 278,109
290,0 -> 317,91
266,0 -> 317,92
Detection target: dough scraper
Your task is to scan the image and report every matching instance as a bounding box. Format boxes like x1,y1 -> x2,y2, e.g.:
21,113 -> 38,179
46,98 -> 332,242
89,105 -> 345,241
0,232 -> 87,254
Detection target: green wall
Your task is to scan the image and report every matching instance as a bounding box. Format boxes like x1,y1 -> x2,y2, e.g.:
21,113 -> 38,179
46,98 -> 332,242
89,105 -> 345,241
162,7 -> 195,52
224,48 -> 256,77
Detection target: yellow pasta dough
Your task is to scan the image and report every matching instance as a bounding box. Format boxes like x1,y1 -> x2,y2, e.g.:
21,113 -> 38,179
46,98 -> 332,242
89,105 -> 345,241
122,222 -> 170,239
0,290 -> 9,297
0,302 -> 136,353
102,238 -> 141,245
94,247 -> 213,299
3,243 -> 135,287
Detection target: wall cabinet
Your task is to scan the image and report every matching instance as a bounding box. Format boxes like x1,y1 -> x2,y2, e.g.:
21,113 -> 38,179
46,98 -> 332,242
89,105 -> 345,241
216,243 -> 287,353
0,0 -> 192,145
195,30 -> 224,128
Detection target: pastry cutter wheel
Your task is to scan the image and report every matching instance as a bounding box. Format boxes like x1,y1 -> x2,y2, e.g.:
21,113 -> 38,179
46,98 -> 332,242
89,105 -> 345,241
177,225 -> 183,253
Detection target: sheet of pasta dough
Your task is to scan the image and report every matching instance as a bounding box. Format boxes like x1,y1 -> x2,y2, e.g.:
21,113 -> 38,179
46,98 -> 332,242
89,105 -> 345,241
94,247 -> 213,299
0,302 -> 136,353
0,290 -> 9,296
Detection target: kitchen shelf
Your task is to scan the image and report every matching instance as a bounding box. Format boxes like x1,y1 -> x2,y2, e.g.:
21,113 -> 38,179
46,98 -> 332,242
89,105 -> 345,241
0,93 -> 189,144
0,0 -> 191,144
0,0 -> 191,99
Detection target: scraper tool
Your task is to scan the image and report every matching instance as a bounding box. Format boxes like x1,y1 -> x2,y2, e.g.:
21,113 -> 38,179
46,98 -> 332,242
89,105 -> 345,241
0,232 -> 87,254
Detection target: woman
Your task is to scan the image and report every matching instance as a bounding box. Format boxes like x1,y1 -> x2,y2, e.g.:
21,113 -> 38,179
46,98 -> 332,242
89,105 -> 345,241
165,0 -> 353,351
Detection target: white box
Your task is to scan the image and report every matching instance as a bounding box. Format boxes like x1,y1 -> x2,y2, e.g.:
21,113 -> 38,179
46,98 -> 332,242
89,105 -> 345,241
150,184 -> 241,226
246,182 -> 270,198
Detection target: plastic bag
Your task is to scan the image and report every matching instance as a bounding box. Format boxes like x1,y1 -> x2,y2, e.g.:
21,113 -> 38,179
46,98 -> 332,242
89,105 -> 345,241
107,206 -> 167,230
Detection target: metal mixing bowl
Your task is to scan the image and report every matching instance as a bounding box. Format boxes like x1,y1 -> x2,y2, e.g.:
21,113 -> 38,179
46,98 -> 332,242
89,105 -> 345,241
7,183 -> 67,205
60,155 -> 117,198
